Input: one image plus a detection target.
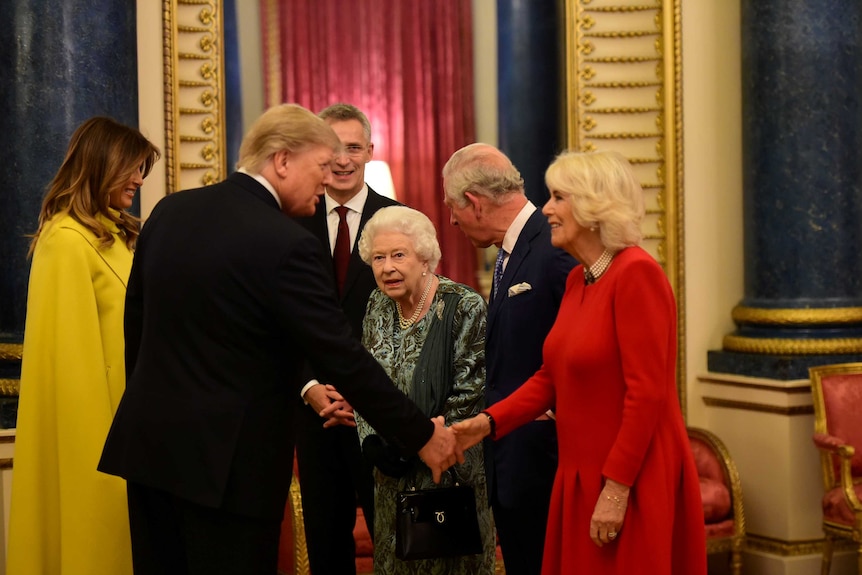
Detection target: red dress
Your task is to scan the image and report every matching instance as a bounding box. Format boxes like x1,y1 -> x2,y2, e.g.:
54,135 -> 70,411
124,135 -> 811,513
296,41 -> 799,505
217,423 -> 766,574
488,246 -> 706,575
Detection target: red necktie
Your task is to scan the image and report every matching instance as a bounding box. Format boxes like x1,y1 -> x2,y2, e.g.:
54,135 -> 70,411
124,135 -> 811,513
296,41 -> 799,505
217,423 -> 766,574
333,206 -> 350,295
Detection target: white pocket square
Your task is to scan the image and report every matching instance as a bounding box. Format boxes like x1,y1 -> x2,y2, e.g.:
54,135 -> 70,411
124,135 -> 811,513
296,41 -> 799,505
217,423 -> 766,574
508,282 -> 532,297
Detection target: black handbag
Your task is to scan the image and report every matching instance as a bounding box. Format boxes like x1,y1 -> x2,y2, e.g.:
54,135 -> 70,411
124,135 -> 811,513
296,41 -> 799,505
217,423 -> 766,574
395,481 -> 483,561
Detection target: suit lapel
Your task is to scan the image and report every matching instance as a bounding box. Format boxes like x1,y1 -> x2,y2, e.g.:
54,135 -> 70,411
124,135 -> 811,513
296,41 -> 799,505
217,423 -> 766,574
341,188 -> 386,298
487,210 -> 545,332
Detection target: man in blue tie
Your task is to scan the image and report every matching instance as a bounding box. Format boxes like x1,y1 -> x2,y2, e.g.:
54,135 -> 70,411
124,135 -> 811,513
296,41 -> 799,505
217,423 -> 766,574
442,143 -> 575,575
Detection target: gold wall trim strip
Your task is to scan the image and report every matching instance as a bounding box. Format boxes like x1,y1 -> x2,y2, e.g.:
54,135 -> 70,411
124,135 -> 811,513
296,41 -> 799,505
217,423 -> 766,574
289,475 -> 310,575
585,56 -> 661,63
0,380 -> 20,397
723,335 -> 862,355
566,0 -> 686,416
584,30 -> 658,38
702,397 -> 814,416
732,305 -> 862,326
588,5 -> 657,12
262,0 -> 282,106
588,106 -> 663,113
163,0 -> 227,194
0,344 -> 23,361
702,379 -> 811,394
745,533 -> 854,556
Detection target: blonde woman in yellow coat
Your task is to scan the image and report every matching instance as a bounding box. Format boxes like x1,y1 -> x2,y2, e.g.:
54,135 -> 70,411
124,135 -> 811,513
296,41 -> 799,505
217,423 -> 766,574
7,117 -> 159,575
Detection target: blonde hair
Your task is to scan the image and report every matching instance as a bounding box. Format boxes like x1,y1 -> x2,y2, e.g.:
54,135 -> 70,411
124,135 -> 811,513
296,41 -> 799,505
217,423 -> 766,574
442,143 -> 524,207
544,150 -> 644,250
358,206 -> 442,270
238,103 -> 340,173
30,116 -> 160,256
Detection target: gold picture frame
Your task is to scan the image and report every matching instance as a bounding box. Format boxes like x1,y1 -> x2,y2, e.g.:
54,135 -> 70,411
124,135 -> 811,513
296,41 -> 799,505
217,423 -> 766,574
564,0 -> 685,411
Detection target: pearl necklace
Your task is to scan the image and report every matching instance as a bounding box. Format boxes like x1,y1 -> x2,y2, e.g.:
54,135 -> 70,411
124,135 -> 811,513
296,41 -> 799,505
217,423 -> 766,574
584,249 -> 616,285
396,274 -> 433,330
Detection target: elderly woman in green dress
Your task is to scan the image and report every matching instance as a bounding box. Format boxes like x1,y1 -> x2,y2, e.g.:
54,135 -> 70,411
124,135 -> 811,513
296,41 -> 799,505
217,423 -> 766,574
354,205 -> 495,574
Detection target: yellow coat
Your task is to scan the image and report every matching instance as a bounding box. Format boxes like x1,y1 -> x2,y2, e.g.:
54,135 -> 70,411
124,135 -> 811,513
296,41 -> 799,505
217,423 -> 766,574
8,212 -> 133,575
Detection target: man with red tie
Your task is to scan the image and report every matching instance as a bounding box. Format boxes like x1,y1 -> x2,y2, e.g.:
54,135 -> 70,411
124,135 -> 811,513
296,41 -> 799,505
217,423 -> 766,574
293,103 -> 400,574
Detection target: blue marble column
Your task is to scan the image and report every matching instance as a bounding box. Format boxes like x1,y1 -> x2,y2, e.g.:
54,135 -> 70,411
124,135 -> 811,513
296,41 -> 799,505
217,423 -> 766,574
497,0 -> 562,205
0,0 -> 139,422
709,0 -> 862,378
223,0 -> 243,170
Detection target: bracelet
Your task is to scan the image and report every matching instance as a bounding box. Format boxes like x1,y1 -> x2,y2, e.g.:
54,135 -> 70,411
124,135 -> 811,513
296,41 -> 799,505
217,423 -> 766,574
606,494 -> 624,509
481,411 -> 496,439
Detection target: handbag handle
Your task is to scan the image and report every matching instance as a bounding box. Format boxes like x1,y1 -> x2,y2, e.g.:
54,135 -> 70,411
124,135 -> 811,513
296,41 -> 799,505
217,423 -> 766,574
406,465 -> 466,491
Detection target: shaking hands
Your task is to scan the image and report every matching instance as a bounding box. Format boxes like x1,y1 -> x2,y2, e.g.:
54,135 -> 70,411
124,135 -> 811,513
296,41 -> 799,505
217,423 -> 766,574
418,416 -> 464,483
450,412 -> 492,453
415,413 -> 499,482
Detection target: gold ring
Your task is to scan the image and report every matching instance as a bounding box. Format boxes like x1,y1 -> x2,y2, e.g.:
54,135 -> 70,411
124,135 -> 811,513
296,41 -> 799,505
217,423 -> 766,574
608,531 -> 617,539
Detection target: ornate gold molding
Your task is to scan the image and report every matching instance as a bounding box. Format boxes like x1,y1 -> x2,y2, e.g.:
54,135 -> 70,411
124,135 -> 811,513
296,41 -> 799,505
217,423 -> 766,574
288,474 -> 310,575
565,0 -> 685,413
745,533 -> 854,556
0,379 -> 20,397
732,305 -> 862,326
163,0 -> 227,194
702,397 -> 814,416
0,343 -> 23,362
723,334 -> 862,355
701,378 -> 811,394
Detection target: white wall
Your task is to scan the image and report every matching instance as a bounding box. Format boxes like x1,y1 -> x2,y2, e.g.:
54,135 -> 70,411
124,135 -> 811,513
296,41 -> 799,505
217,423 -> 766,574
680,0 -> 744,424
136,1 -> 167,220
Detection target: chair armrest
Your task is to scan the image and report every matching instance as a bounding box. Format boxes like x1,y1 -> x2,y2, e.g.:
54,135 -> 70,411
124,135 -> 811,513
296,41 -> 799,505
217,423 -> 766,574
813,432 -> 848,452
814,433 -> 862,513
835,444 -> 862,513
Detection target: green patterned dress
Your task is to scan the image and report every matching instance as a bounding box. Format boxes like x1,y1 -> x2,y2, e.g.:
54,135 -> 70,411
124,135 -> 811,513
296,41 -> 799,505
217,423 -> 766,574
357,276 -> 496,575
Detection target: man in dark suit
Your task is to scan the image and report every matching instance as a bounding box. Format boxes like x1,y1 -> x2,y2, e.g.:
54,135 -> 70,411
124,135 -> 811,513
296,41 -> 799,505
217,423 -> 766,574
293,103 -> 398,574
98,104 -> 460,575
442,143 -> 575,575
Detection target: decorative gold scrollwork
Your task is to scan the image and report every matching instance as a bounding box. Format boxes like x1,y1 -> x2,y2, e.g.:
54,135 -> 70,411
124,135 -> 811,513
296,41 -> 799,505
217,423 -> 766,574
566,0 -> 683,410
163,0 -> 226,194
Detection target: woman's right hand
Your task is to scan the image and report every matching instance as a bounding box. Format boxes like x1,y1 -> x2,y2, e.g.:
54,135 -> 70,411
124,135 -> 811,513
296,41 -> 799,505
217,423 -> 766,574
450,413 -> 492,452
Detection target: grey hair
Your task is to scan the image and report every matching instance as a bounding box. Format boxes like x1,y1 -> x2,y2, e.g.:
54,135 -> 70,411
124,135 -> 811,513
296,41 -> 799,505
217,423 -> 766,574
318,103 -> 372,142
442,143 -> 524,208
358,206 -> 442,270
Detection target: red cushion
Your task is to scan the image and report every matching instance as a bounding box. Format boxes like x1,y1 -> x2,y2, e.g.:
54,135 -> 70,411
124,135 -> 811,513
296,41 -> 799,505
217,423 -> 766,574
354,509 -> 374,557
822,483 -> 862,526
821,374 -> 862,477
699,477 -> 732,523
705,518 -> 735,539
690,437 -> 725,484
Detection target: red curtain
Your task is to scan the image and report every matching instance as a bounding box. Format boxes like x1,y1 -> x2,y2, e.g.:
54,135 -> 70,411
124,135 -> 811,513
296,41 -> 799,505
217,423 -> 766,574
260,0 -> 478,288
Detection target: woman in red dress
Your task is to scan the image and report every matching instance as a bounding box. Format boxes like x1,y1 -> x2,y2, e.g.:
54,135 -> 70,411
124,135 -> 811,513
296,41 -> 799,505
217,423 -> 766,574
453,150 -> 706,575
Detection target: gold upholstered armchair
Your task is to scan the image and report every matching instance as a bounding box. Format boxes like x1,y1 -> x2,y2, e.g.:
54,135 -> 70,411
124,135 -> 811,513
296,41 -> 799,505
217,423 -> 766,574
809,363 -> 862,575
687,426 -> 746,575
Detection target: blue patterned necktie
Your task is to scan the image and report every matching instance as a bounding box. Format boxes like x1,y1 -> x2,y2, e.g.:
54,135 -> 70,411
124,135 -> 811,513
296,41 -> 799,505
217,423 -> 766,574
493,248 -> 507,300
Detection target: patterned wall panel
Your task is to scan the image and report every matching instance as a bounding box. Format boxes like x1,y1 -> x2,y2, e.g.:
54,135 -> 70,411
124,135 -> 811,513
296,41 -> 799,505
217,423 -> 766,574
163,0 -> 228,194
565,0 -> 685,405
